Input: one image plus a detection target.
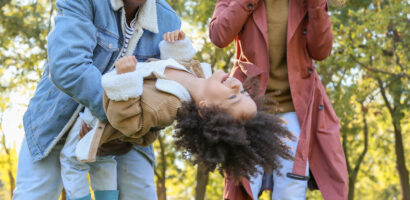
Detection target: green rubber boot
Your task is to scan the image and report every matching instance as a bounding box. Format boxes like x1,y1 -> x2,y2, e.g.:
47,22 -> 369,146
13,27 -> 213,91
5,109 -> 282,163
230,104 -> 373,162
94,190 -> 119,200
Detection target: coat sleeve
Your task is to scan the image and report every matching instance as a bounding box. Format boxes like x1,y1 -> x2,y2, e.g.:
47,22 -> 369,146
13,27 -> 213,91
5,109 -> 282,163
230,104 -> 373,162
103,93 -> 145,138
209,0 -> 261,48
48,0 -> 108,122
101,69 -> 145,138
306,1 -> 333,61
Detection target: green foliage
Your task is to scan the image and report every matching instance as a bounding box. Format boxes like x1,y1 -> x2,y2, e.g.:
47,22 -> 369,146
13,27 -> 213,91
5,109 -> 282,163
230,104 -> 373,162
0,1 -> 54,199
317,0 -> 409,199
0,0 -> 408,199
0,0 -> 55,91
166,0 -> 235,72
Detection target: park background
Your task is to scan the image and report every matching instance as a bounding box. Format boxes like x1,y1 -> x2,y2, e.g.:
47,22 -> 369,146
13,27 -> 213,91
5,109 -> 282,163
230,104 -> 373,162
0,0 -> 408,199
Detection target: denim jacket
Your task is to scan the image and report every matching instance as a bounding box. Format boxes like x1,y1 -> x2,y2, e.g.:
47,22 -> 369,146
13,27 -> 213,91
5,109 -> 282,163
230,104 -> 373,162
23,0 -> 181,162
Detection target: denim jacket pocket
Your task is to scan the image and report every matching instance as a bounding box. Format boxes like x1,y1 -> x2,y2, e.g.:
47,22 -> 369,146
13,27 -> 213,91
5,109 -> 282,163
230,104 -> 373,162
93,31 -> 119,72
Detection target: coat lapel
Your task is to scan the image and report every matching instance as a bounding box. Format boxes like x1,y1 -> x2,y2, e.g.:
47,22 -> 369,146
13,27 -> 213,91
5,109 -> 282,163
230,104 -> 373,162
252,0 -> 268,49
287,0 -> 307,44
241,178 -> 254,199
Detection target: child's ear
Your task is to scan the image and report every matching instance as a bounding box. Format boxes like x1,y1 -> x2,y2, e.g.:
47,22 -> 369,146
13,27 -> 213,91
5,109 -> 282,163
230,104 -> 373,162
198,100 -> 207,108
197,100 -> 206,118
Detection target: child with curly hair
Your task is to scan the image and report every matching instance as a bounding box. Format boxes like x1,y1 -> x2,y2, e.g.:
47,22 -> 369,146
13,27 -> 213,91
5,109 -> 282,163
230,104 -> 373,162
75,30 -> 294,186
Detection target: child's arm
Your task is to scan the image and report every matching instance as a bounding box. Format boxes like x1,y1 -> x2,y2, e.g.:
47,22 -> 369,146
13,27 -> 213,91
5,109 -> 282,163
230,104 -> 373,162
76,57 -> 146,162
159,30 -> 196,61
161,30 -> 212,78
101,56 -> 146,137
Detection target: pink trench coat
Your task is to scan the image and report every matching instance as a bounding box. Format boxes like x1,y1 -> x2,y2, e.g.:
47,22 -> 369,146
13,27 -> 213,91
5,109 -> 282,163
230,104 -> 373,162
209,0 -> 348,199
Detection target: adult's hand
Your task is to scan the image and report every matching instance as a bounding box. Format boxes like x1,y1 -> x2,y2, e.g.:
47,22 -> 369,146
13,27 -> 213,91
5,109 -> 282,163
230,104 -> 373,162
80,120 -> 92,138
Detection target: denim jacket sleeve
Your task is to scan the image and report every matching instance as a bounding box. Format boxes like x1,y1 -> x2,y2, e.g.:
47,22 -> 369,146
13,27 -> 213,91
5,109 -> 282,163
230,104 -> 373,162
47,0 -> 108,122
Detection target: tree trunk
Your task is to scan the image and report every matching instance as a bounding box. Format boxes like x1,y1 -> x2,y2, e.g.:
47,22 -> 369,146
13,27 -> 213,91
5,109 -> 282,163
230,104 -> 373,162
392,120 -> 410,200
1,134 -> 15,199
195,163 -> 209,200
155,135 -> 167,200
377,78 -> 410,200
8,169 -> 14,199
347,110 -> 369,200
156,178 -> 167,200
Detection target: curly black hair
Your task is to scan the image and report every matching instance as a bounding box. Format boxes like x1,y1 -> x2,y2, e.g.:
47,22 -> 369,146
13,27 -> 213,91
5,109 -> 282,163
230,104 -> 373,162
174,100 -> 295,180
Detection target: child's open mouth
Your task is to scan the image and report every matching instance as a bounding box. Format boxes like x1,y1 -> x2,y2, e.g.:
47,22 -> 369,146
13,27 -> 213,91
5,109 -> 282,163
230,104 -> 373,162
221,74 -> 229,84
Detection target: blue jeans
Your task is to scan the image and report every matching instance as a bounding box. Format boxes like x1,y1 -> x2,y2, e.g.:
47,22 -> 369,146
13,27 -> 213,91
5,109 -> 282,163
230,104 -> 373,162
249,112 -> 309,200
13,122 -> 157,200
60,117 -> 118,200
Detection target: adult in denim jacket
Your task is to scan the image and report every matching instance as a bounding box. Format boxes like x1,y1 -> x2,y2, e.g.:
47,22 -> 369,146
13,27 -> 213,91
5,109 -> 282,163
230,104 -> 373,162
13,0 -> 180,199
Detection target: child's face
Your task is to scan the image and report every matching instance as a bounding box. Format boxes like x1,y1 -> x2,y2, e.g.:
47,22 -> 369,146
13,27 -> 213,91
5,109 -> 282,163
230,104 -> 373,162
198,70 -> 257,120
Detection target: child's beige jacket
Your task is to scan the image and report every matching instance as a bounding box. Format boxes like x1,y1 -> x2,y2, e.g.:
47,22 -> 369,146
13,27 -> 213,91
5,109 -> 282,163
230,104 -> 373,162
94,38 -> 211,149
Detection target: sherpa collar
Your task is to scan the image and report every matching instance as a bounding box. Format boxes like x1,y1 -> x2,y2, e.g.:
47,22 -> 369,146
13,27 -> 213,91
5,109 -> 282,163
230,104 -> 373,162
110,0 -> 159,33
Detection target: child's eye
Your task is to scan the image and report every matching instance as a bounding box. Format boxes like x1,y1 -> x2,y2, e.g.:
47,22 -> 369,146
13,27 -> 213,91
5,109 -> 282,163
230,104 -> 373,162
241,90 -> 251,96
229,95 -> 237,99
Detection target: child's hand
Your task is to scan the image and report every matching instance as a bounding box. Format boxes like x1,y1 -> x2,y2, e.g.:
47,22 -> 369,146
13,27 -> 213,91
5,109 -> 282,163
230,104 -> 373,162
79,120 -> 92,139
163,30 -> 186,43
115,56 -> 137,74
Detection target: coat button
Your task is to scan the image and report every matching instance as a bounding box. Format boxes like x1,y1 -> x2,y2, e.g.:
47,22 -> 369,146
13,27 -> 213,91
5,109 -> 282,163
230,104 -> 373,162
308,67 -> 313,74
109,43 -> 113,48
247,3 -> 254,10
303,29 -> 307,35
319,105 -> 324,110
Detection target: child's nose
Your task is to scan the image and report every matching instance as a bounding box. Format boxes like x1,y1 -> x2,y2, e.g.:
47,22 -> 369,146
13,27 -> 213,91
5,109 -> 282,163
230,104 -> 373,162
231,83 -> 240,93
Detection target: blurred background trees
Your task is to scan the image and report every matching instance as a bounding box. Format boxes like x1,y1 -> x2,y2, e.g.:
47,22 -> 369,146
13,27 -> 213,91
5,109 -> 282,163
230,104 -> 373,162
0,0 -> 408,199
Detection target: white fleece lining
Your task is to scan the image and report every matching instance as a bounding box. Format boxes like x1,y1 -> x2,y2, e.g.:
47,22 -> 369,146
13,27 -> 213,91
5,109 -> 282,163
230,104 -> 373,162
102,59 -> 197,102
125,0 -> 158,56
112,0 -> 158,56
200,62 -> 212,78
159,37 -> 196,61
155,79 -> 191,102
136,58 -> 190,78
110,0 -> 124,10
75,126 -> 96,162
136,0 -> 158,34
102,70 -> 144,101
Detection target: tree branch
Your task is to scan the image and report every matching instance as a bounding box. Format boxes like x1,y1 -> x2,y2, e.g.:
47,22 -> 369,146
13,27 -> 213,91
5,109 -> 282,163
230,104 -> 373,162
376,77 -> 394,116
342,121 -> 351,172
154,170 -> 162,180
352,105 -> 369,176
158,135 -> 166,181
350,55 -> 408,78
